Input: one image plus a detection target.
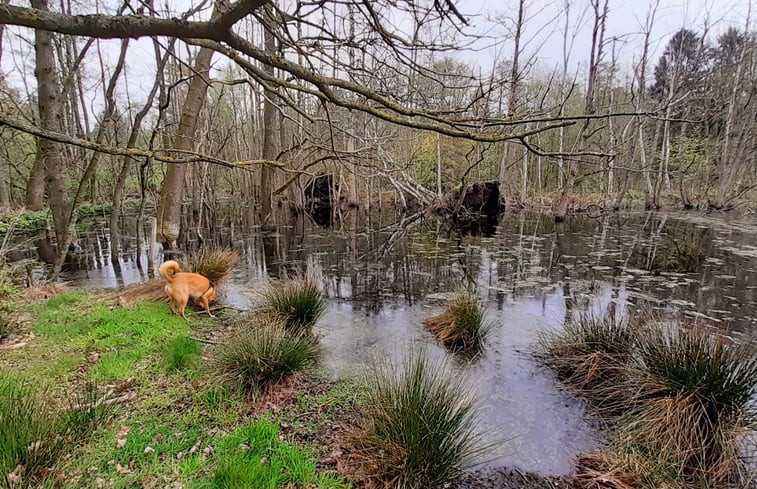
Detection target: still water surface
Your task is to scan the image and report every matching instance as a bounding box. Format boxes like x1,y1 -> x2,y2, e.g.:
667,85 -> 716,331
13,210 -> 757,475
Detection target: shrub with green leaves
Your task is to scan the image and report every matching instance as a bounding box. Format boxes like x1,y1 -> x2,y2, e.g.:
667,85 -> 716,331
258,275 -> 326,332
355,350 -> 489,488
213,321 -> 320,397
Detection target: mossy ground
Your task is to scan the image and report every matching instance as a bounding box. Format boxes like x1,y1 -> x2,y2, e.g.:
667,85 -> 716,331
0,292 -> 351,489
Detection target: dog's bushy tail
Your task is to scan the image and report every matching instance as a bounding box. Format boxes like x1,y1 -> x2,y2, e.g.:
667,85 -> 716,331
159,260 -> 181,283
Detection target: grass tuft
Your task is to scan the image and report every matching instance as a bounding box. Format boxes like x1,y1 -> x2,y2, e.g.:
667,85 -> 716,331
536,313 -> 637,408
621,326 -> 757,482
165,335 -> 202,372
213,319 -> 320,397
422,290 -> 491,353
0,378 -> 113,488
258,275 -> 326,332
182,245 -> 240,283
354,349 -> 489,488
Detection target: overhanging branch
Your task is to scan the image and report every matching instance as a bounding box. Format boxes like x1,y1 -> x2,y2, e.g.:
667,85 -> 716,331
0,114 -> 286,169
0,0 -> 270,39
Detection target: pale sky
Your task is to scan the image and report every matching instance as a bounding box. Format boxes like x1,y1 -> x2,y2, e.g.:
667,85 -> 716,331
0,0 -> 754,115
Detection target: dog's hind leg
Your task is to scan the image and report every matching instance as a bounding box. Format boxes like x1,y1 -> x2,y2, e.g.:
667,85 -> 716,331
178,301 -> 188,321
200,296 -> 215,318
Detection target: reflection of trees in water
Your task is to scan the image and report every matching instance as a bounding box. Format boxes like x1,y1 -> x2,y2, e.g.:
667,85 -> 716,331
20,209 -> 755,331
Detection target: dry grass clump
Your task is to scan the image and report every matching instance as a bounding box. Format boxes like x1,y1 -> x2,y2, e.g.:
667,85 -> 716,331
99,280 -> 166,306
574,450 -> 684,489
541,316 -> 757,488
99,246 -> 239,307
352,350 -> 490,488
257,275 -> 326,333
421,290 -> 491,353
619,327 -> 757,483
213,315 -> 320,398
536,313 -> 637,409
180,245 -> 240,283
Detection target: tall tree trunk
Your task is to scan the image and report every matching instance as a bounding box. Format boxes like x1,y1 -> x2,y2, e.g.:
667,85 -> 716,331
260,21 -> 277,223
498,0 -> 524,208
555,0 -> 608,221
32,0 -> 70,258
677,122 -> 693,209
50,36 -> 129,274
156,46 -> 215,247
0,148 -> 8,209
0,6 -> 8,209
714,8 -> 751,208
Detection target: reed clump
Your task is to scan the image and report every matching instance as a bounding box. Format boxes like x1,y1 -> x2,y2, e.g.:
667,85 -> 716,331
0,379 -> 112,488
353,350 -> 489,488
421,290 -> 491,353
620,327 -> 757,484
539,314 -> 756,488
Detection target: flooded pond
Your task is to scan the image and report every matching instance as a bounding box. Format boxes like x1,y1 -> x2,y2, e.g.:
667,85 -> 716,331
7,210 -> 757,476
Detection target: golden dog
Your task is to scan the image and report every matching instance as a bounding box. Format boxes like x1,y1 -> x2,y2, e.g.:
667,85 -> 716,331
158,260 -> 216,320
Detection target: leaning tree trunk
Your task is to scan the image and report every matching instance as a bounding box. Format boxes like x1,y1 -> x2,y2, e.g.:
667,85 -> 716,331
156,46 -> 214,247
32,0 -> 71,261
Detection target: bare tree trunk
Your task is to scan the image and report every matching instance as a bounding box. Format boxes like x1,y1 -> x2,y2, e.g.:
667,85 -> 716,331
677,122 -> 693,209
50,36 -> 129,274
436,132 -> 442,197
0,149 -> 8,209
556,0 -> 608,221
259,20 -> 276,223
0,5 -> 9,209
156,43 -> 215,247
714,6 -> 751,208
32,0 -> 70,260
498,0 -> 524,207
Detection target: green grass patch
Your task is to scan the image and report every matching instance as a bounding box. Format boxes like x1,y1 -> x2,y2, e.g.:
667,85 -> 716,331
165,336 -> 202,372
31,294 -> 194,382
205,417 -> 347,489
60,409 -> 209,489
